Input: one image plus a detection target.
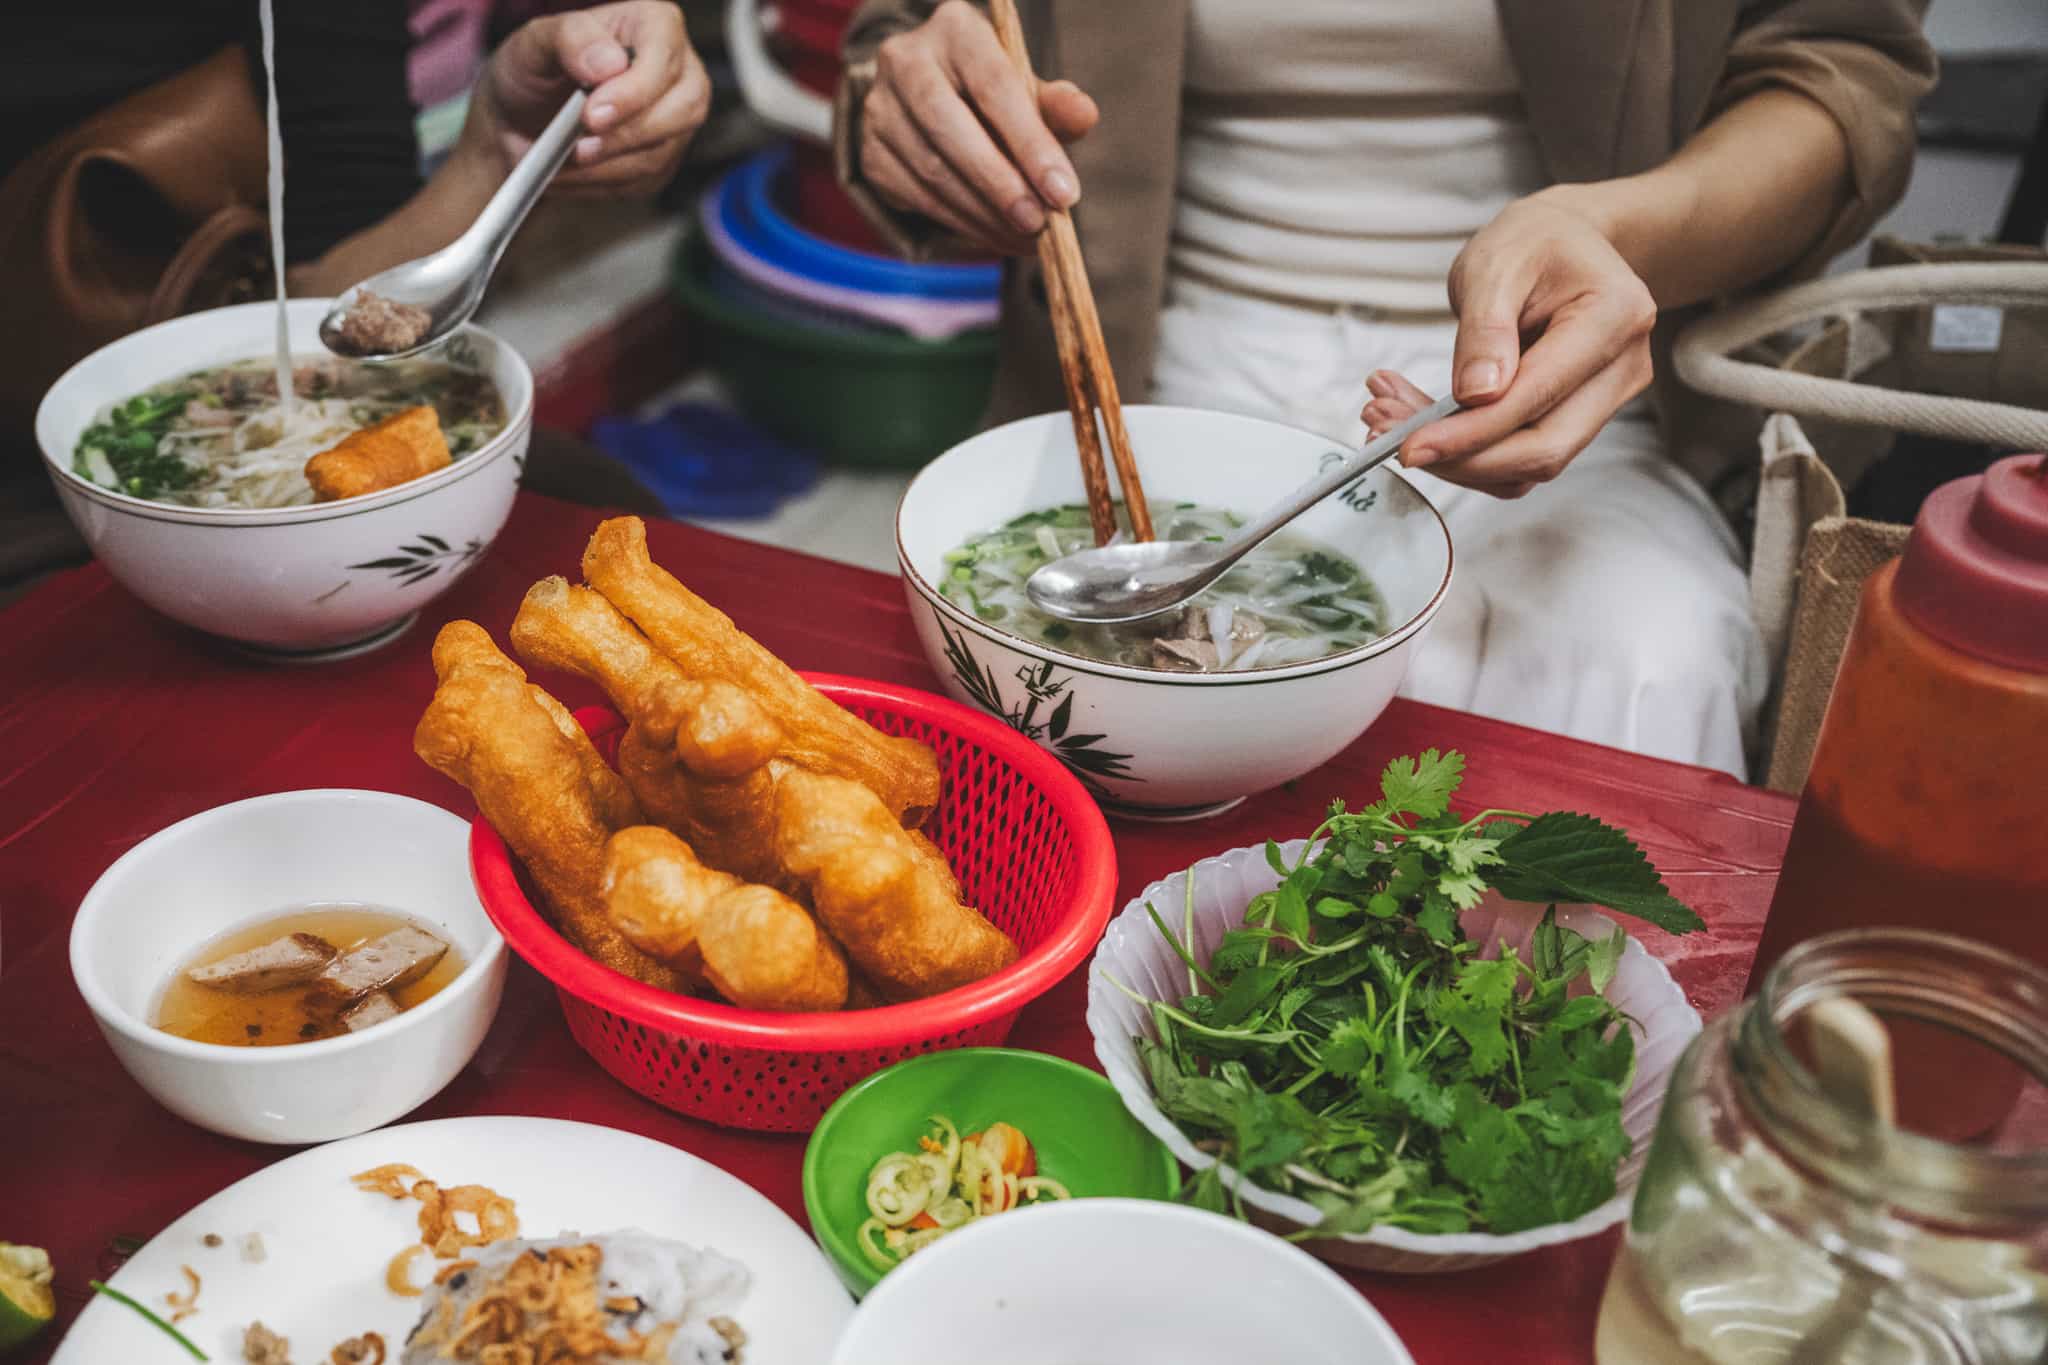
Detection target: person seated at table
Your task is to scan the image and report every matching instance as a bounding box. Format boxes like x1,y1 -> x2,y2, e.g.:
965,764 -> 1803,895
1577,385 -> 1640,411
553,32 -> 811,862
0,1 -> 707,600
833,0 -> 1935,780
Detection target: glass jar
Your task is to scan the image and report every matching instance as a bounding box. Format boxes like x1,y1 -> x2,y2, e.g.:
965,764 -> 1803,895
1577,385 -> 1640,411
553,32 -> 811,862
1597,929 -> 2048,1364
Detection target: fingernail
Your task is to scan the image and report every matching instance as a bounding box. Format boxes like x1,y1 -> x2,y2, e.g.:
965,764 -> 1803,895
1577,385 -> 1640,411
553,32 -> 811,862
1007,197 -> 1046,233
1403,446 -> 1438,468
1042,169 -> 1078,207
1366,373 -> 1392,397
583,42 -> 629,77
1458,361 -> 1501,398
589,102 -> 617,127
575,136 -> 603,161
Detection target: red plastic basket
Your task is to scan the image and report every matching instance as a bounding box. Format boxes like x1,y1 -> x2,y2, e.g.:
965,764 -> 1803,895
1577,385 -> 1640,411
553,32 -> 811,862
470,674 -> 1117,1132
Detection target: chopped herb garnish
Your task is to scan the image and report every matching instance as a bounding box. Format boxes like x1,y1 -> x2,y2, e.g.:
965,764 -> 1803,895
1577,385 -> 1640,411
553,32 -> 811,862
73,388 -> 201,500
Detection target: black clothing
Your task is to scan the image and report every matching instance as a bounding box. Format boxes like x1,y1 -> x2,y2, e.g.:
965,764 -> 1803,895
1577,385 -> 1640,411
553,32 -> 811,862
8,3 -> 421,262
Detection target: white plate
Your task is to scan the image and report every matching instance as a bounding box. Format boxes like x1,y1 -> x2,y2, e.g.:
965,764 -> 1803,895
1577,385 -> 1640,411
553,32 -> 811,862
53,1116 -> 853,1364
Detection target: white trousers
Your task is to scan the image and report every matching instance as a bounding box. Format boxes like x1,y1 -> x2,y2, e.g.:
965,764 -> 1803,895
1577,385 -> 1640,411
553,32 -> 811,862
1150,276 -> 1767,779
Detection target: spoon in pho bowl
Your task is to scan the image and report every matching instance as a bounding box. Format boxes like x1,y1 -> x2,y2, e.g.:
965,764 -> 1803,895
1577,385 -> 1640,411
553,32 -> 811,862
318,91 -> 588,361
1026,394 -> 1461,625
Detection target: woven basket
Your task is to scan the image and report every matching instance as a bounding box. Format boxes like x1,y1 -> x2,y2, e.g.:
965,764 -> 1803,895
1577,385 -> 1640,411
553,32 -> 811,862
1674,253 -> 2048,789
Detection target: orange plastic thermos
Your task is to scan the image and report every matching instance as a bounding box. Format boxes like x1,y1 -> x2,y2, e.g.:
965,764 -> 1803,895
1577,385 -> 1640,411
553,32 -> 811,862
1747,454 -> 2048,1136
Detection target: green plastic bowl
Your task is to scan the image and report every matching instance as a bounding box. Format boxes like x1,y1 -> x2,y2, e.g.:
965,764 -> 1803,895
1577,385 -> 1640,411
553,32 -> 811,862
801,1047 -> 1180,1296
670,230 -> 999,469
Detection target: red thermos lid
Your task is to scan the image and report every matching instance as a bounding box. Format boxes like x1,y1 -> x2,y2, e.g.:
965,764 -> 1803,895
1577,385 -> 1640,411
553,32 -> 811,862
1892,454 -> 2048,671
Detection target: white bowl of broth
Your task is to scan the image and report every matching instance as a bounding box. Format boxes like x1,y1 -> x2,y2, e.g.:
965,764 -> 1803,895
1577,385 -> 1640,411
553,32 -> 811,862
35,299 -> 530,662
69,790 -> 507,1144
896,406 -> 1452,818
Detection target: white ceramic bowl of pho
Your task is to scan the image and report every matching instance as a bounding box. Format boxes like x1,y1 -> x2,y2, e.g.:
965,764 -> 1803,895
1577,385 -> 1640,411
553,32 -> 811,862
35,299 -> 531,663
69,789 -> 507,1145
897,405 -> 1453,819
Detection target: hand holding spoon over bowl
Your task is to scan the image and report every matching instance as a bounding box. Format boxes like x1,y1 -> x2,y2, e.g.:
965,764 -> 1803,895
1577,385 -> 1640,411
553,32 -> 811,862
319,91 -> 588,360
1026,395 -> 1461,625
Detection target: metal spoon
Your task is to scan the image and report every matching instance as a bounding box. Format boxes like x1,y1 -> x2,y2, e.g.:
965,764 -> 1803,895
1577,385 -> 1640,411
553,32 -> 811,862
1026,394 -> 1461,624
318,90 -> 588,360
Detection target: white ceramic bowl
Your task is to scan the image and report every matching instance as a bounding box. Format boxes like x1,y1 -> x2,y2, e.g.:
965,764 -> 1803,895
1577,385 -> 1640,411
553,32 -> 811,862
1088,839 -> 1703,1273
35,300 -> 531,661
829,1198 -> 1413,1365
69,789 -> 507,1145
897,406 -> 1452,819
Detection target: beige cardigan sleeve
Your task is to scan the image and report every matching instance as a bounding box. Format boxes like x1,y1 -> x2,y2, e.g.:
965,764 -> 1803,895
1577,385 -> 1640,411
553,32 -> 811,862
1715,0 -> 1938,281
833,0 -> 978,259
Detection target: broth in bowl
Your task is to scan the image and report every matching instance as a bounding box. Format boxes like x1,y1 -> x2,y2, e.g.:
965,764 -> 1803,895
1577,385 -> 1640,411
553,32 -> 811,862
72,352 -> 504,509
940,501 -> 1384,672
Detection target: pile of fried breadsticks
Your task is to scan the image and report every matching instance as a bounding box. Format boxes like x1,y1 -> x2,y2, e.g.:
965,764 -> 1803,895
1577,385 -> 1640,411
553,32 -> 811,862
415,517 -> 1018,1012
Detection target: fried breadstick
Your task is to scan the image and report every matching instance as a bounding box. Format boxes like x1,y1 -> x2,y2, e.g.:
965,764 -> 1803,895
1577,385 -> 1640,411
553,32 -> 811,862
512,577 -> 784,778
526,682 -> 644,832
581,517 -> 942,822
305,405 -> 450,501
604,826 -> 848,1012
906,830 -> 963,901
771,765 -> 1017,1000
414,622 -> 693,993
617,724 -> 789,892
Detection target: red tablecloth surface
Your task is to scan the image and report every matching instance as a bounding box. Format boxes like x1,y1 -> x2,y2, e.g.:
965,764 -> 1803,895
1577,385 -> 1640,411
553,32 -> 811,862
0,493 -> 1795,1364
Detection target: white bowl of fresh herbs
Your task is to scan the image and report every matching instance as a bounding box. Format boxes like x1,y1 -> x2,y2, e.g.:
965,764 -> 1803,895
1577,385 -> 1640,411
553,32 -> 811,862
1086,749 -> 1704,1273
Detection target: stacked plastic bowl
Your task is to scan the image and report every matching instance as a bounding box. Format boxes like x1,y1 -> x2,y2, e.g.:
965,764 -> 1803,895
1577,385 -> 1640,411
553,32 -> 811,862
677,144 -> 1002,468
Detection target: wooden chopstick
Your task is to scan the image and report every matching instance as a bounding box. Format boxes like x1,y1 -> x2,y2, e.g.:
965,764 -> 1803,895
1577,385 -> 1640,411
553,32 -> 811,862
986,0 -> 1154,546
1037,220 -> 1119,543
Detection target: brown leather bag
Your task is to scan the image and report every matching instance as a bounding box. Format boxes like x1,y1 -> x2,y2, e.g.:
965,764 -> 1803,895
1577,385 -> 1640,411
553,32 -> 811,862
0,45 -> 275,446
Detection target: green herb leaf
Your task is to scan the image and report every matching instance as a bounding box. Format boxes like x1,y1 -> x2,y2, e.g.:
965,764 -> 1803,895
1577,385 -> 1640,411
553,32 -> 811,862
1442,1086 -> 1522,1191
1374,748 -> 1465,819
1586,927 -> 1627,993
1552,995 -> 1616,1031
1384,1055 -> 1457,1129
1415,895 -> 1459,947
1277,985 -> 1318,1027
1210,929 -> 1268,975
1477,1139 -> 1616,1234
1439,870 -> 1490,911
1493,813 -> 1705,935
1455,955 -> 1519,1014
1272,878 -> 1312,941
1211,963 -> 1287,1028
1321,1017 -> 1377,1078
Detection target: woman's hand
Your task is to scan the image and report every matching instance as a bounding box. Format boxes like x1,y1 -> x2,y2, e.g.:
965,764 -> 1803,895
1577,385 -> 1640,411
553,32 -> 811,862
464,1 -> 711,197
1362,191 -> 1657,498
859,0 -> 1099,253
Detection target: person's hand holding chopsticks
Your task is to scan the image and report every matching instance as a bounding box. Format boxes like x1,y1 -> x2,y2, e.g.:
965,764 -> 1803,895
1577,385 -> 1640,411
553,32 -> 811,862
857,0 -> 1099,253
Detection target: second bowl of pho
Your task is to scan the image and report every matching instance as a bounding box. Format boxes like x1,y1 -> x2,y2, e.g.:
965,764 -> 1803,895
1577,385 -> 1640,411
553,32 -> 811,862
896,406 -> 1452,818
35,299 -> 530,661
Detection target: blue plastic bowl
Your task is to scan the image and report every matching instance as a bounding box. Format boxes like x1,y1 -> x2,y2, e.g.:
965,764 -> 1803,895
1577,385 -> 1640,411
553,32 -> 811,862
707,145 -> 1003,302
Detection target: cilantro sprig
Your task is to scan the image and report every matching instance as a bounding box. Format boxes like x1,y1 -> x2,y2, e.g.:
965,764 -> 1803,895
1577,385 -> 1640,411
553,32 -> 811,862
1118,749 -> 1701,1239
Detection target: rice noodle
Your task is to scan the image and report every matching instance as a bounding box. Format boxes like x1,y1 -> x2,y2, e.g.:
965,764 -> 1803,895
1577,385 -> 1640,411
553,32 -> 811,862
73,356 -> 504,508
258,0 -> 292,413
183,398 -> 360,508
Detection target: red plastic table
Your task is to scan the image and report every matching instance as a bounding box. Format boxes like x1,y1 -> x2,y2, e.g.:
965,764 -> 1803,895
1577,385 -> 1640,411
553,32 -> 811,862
0,493 -> 1796,1363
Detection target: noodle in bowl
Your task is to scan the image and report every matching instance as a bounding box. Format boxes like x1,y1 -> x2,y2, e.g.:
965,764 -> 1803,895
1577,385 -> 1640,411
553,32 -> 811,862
36,299 -> 531,659
896,406 -> 1454,819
